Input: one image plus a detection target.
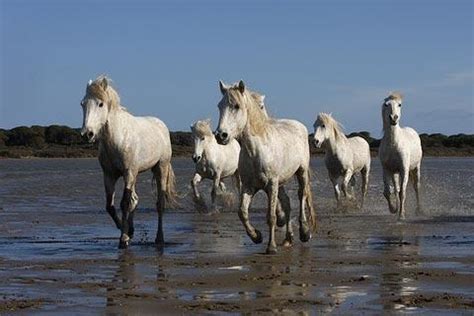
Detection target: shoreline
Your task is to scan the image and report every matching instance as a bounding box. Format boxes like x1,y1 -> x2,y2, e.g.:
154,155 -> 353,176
1,148 -> 473,159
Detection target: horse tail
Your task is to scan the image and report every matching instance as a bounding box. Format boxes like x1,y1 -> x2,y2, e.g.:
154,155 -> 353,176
164,162 -> 178,208
152,162 -> 179,209
306,169 -> 317,233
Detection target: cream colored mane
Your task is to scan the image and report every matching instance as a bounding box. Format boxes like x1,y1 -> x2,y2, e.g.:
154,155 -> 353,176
191,119 -> 213,137
86,75 -> 122,110
317,113 -> 346,141
227,84 -> 269,136
384,91 -> 403,103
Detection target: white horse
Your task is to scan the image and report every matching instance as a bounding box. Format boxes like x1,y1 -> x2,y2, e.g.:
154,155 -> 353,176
379,92 -> 422,220
190,119 -> 240,211
215,80 -> 316,254
80,75 -> 177,248
313,113 -> 371,208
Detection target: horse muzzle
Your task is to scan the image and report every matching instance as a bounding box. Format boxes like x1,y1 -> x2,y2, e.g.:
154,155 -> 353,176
81,129 -> 96,143
313,139 -> 322,148
192,154 -> 202,163
215,130 -> 229,145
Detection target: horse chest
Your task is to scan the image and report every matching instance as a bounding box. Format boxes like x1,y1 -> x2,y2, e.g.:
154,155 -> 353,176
99,144 -> 127,174
196,160 -> 216,179
325,155 -> 345,176
381,149 -> 406,172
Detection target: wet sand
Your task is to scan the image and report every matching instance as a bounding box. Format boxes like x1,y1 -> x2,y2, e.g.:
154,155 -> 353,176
0,158 -> 473,314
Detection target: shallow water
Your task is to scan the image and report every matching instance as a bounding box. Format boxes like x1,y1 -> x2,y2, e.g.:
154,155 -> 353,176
0,157 -> 473,314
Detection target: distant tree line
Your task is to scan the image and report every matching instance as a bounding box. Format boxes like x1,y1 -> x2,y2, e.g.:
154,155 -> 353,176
0,125 -> 473,157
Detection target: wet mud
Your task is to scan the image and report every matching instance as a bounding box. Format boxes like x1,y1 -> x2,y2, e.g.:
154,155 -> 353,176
0,157 -> 473,314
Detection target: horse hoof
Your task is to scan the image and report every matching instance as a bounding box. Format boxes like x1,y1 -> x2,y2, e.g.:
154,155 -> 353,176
155,233 -> 164,245
282,240 -> 293,248
250,230 -> 263,244
266,245 -> 278,255
299,225 -> 311,242
389,206 -> 398,214
118,240 -> 129,249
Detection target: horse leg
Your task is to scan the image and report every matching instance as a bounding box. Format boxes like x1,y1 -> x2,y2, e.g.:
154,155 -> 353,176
393,173 -> 400,213
219,181 -> 227,193
411,164 -> 422,215
104,172 -> 121,230
278,186 -> 293,247
349,175 -> 356,196
398,169 -> 409,221
296,168 -> 311,242
383,169 -> 397,214
342,169 -> 355,201
191,173 -> 202,201
119,171 -> 138,249
153,162 -> 170,245
233,170 -> 241,195
329,173 -> 341,208
360,165 -> 370,209
211,173 -> 221,212
238,189 -> 262,244
276,198 -> 286,228
191,173 -> 206,211
265,180 -> 279,254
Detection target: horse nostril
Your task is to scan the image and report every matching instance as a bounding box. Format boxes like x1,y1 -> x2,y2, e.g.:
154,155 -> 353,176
221,132 -> 228,139
87,131 -> 94,139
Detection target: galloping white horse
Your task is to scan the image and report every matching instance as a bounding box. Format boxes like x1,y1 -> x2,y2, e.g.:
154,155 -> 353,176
379,92 -> 422,220
190,119 -> 240,211
215,80 -> 316,254
313,113 -> 371,208
80,75 -> 177,248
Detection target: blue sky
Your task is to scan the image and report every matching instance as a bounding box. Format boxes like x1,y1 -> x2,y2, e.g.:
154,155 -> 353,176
1,0 -> 472,135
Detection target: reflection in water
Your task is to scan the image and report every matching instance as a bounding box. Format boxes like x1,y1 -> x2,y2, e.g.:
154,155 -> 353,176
106,250 -> 138,308
375,227 -> 421,312
105,249 -> 172,312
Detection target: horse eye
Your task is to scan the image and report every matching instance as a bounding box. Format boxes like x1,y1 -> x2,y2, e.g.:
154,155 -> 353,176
398,103 -> 402,107
384,103 -> 389,107
98,102 -> 104,108
201,137 -> 205,141
321,124 -> 325,128
234,103 -> 240,110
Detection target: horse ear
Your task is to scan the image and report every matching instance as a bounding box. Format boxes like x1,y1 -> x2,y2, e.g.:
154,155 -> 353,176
238,80 -> 245,94
99,77 -> 108,90
87,79 -> 92,86
219,80 -> 227,95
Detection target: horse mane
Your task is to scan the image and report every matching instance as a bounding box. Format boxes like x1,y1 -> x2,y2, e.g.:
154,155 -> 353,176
227,84 -> 270,136
86,75 -> 122,110
250,90 -> 265,108
191,119 -> 213,137
384,91 -> 403,103
317,113 -> 346,142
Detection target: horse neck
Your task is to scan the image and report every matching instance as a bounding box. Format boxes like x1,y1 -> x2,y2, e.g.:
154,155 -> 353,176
239,119 -> 262,157
203,136 -> 219,161
324,129 -> 346,155
101,107 -> 128,147
383,122 -> 401,144
239,102 -> 269,155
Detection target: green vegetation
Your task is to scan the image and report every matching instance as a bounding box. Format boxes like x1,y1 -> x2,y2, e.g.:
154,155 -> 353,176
0,126 -> 473,158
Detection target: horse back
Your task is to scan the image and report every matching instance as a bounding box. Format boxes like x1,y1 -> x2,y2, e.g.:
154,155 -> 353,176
348,136 -> 371,170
